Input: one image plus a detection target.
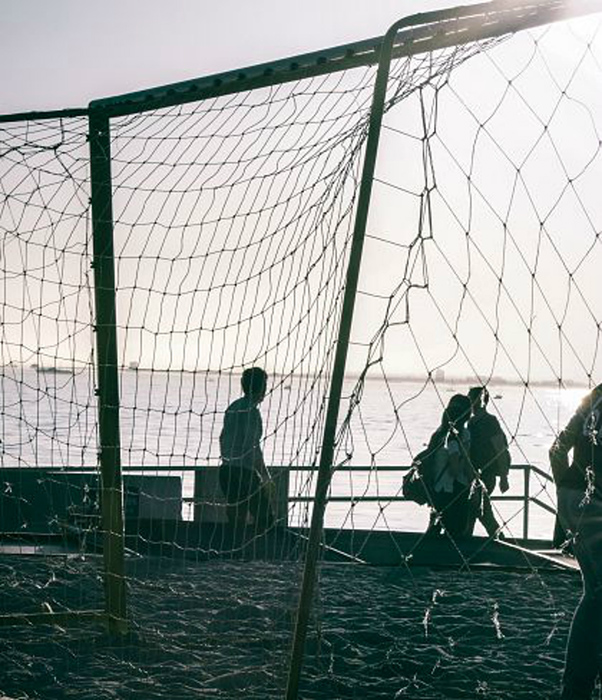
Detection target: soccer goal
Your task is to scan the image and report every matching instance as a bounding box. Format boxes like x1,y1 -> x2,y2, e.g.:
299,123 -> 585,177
1,1 -> 602,698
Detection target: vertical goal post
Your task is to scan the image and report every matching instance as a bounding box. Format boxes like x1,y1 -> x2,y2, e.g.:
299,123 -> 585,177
88,110 -> 128,634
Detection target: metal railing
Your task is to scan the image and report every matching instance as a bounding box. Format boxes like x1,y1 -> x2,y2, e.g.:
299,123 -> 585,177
130,461 -> 555,542
188,462 -> 556,541
0,462 -> 556,543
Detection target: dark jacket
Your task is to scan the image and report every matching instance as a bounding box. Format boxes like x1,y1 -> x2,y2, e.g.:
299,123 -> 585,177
550,385 -> 602,492
468,410 -> 510,479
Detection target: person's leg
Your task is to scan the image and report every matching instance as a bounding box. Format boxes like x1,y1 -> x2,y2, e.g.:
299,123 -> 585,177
558,489 -> 602,699
441,485 -> 470,538
248,473 -> 275,530
432,491 -> 452,535
562,592 -> 601,700
218,464 -> 248,533
464,477 -> 487,537
426,508 -> 443,535
478,473 -> 502,537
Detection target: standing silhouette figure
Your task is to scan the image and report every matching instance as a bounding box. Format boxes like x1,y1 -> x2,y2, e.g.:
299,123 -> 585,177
219,367 -> 274,534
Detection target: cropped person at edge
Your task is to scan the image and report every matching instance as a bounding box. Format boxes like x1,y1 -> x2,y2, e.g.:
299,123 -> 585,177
550,383 -> 602,700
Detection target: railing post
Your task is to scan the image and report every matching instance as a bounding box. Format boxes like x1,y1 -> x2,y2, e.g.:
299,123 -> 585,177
523,465 -> 530,542
193,468 -> 203,523
285,19 -> 403,700
89,109 -> 127,634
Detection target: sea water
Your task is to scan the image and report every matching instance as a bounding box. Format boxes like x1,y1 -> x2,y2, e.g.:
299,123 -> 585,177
0,367 -> 588,540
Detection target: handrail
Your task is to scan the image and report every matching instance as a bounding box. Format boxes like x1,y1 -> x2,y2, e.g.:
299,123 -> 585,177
0,462 -> 549,473
528,463 -> 555,482
0,463 -> 555,541
531,497 -> 557,515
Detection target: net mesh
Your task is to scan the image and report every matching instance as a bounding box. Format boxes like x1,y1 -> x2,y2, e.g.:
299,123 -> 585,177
0,116 -> 105,620
1,6 -> 602,699
337,14 -> 602,546
0,116 -> 96,468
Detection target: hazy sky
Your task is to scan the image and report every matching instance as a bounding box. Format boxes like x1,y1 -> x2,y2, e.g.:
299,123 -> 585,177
2,1 -> 601,387
1,0 -> 458,114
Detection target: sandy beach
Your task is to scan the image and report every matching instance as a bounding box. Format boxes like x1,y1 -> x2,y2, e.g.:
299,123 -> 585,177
0,554 -> 588,699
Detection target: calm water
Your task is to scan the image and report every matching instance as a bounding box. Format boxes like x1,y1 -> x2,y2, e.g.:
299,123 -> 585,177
0,367 -> 587,540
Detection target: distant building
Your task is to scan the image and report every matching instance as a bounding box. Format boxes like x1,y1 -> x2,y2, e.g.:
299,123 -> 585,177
434,369 -> 445,383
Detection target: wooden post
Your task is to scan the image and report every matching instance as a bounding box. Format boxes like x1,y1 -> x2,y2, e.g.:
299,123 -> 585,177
89,110 -> 127,634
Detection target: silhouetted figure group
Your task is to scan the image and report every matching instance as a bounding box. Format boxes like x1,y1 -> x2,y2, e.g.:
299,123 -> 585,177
422,382 -> 602,699
219,374 -> 513,543
219,368 -> 602,699
425,386 -> 510,539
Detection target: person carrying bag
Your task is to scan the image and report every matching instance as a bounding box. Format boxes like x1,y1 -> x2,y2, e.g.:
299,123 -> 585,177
405,394 -> 478,538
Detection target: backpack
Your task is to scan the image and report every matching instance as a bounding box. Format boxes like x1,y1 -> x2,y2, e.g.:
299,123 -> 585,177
402,440 -> 446,505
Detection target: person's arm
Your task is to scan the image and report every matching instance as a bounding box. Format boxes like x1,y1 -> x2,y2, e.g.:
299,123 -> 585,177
549,411 -> 583,486
219,406 -> 234,461
427,424 -> 447,453
251,407 -> 270,481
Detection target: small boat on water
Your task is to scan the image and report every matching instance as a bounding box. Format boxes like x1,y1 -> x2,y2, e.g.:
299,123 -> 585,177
32,365 -> 73,375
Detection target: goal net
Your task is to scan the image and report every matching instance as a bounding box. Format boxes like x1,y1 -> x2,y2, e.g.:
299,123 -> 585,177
0,115 -> 107,626
1,47 -> 383,697
1,1 -> 602,699
299,6 -> 602,698
340,7 -> 602,541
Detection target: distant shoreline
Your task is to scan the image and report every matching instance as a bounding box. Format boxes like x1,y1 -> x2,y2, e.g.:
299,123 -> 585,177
0,364 -> 590,389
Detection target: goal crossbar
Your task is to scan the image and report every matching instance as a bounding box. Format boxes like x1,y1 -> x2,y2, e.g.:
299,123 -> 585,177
2,1 -> 599,125
88,0 -> 602,118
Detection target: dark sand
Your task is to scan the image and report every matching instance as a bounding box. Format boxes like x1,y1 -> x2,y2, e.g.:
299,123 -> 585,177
0,555 -> 591,699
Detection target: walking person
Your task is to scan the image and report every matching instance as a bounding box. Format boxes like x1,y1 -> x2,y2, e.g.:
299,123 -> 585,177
550,383 -> 602,700
219,367 -> 275,534
467,386 -> 510,538
426,394 -> 475,538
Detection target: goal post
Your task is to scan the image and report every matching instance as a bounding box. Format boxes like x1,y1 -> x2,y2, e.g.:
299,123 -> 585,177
0,109 -> 128,634
285,20 -> 397,699
88,110 -> 127,634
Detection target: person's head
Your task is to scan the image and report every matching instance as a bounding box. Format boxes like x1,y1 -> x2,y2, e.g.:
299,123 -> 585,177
444,394 -> 471,428
241,367 -> 268,403
468,386 -> 489,413
579,383 -> 602,413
